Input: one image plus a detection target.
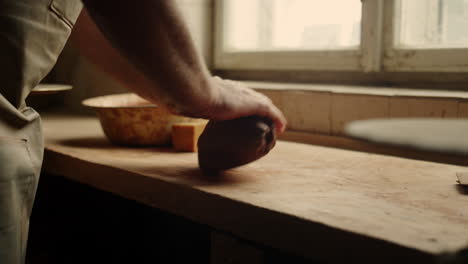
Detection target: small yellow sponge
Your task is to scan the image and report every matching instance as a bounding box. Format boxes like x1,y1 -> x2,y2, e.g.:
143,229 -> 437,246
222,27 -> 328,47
172,121 -> 208,152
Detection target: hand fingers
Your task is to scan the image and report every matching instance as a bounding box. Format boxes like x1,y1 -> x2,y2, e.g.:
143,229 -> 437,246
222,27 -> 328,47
212,77 -> 287,133
270,105 -> 287,134
258,103 -> 287,134
249,89 -> 287,134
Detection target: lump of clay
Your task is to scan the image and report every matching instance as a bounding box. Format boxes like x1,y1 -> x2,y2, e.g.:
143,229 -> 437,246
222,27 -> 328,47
197,115 -> 276,173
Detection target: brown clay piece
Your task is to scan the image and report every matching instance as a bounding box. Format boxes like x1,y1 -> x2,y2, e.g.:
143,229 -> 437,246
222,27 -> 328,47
197,115 -> 276,174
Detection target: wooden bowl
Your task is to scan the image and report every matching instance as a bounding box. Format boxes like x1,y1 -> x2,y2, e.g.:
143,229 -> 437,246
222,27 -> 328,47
82,93 -> 193,146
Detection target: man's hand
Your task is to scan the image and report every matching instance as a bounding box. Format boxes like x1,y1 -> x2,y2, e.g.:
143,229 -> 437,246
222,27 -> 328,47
190,77 -> 286,134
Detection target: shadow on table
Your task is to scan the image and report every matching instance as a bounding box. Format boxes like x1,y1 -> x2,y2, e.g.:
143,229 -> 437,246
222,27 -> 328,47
56,137 -> 254,187
133,165 -> 255,187
455,184 -> 468,195
57,136 -> 176,153
177,167 -> 255,186
57,136 -> 113,148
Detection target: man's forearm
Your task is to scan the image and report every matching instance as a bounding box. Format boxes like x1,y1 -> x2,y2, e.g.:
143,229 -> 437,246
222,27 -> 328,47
81,0 -> 216,114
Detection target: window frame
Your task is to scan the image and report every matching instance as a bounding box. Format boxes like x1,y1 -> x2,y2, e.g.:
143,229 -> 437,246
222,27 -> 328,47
213,0 -> 384,72
214,0 -> 468,73
383,0 -> 468,72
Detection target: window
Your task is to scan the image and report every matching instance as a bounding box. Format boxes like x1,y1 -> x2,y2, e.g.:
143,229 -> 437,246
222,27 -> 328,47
224,0 -> 361,51
385,0 -> 468,71
214,0 -> 468,72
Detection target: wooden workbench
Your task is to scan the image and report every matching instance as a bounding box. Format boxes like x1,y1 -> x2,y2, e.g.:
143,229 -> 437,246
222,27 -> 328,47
41,115 -> 468,263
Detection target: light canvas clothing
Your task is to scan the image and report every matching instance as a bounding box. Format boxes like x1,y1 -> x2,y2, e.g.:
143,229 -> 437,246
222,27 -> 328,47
0,0 -> 82,263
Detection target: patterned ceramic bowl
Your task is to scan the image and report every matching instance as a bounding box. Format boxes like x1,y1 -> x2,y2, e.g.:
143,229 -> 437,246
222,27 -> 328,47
82,93 -> 193,146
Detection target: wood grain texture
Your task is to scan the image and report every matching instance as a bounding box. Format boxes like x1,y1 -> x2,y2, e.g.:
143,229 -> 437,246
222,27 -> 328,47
389,97 -> 459,118
331,94 -> 390,135
42,115 -> 468,263
281,91 -> 331,133
457,100 -> 468,118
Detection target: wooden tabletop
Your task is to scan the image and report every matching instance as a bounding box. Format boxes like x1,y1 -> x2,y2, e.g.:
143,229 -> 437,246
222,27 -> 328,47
42,115 -> 468,263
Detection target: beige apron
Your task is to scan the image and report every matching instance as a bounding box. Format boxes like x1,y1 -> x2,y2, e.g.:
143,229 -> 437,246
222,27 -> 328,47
0,0 -> 82,263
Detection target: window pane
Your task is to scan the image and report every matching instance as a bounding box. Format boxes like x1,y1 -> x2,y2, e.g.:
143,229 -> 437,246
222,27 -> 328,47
224,0 -> 362,51
398,0 -> 468,48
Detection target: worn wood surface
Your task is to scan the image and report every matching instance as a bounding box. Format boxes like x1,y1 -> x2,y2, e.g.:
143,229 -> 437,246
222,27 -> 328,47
42,115 -> 468,263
